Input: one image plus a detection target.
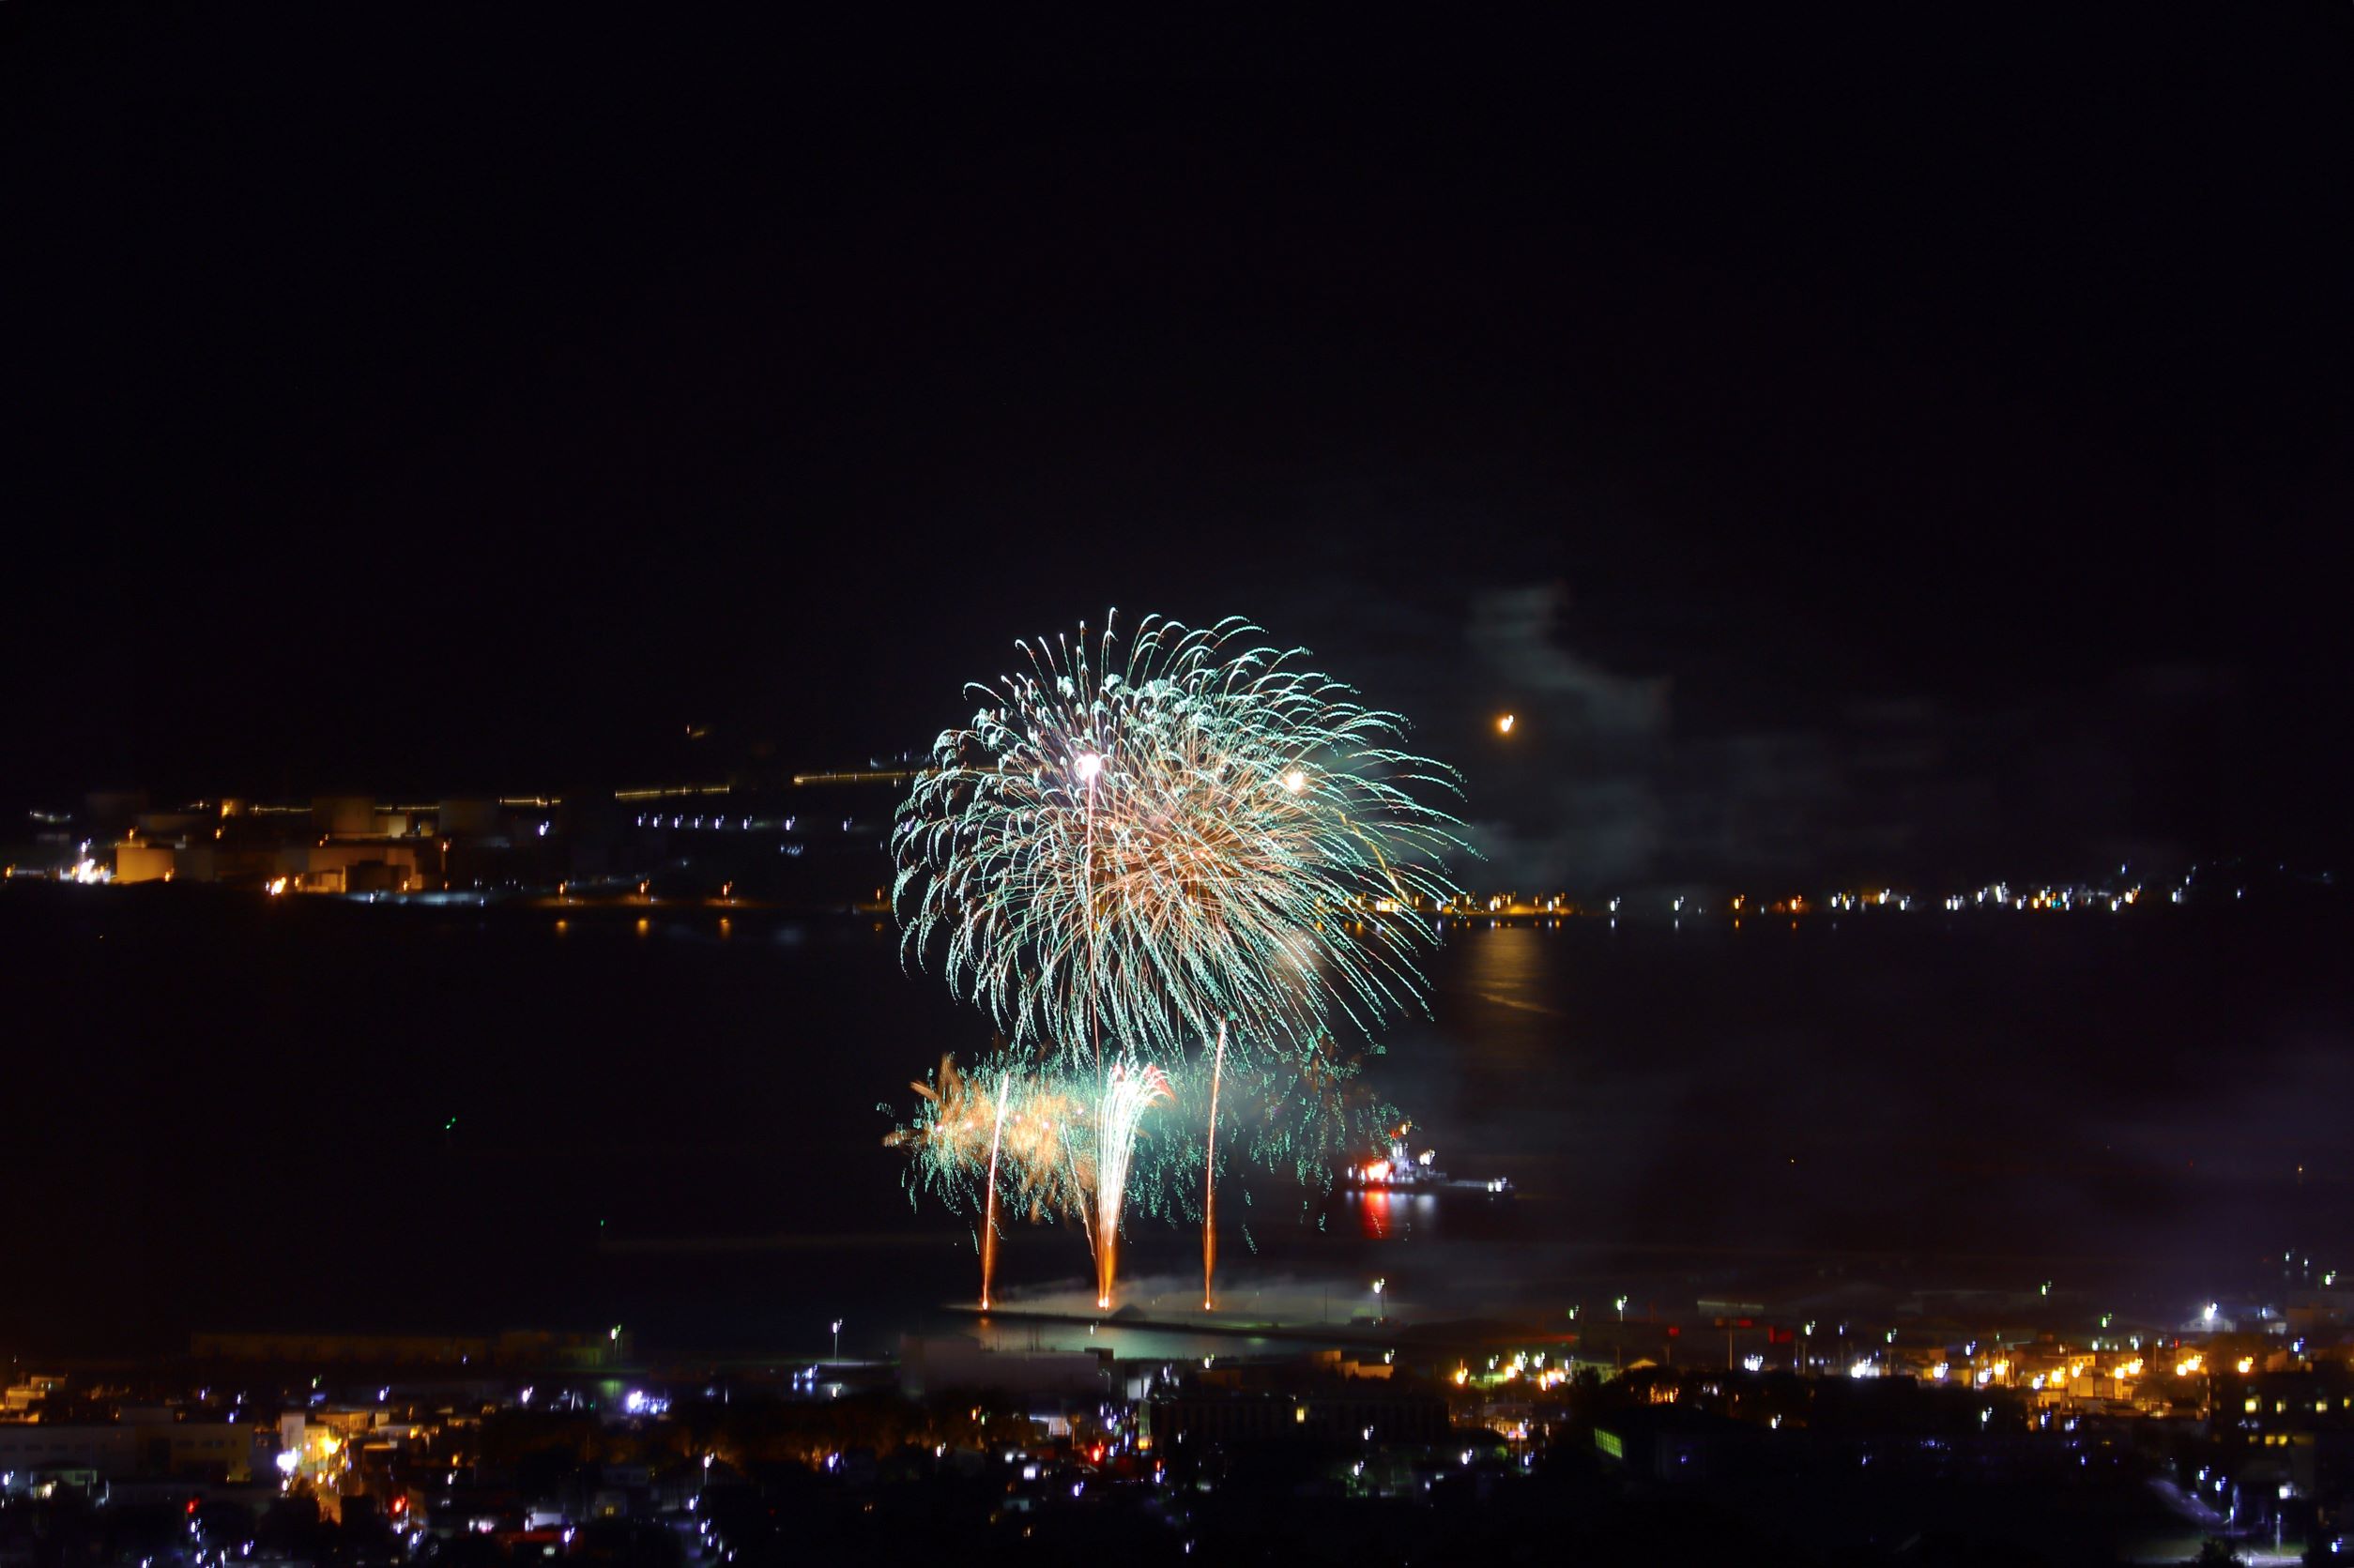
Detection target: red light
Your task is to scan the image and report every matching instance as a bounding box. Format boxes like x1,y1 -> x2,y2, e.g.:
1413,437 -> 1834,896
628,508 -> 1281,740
187,1500 -> 199,1515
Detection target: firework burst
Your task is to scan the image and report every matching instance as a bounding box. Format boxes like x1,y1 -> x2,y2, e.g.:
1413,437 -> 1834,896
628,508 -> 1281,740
894,613 -> 1465,1072
888,613 -> 1466,1307
885,1055 -> 1092,1229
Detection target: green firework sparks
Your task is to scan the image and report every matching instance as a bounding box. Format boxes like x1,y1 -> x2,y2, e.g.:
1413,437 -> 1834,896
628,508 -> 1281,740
884,611 -> 1467,1285
892,612 -> 1467,1073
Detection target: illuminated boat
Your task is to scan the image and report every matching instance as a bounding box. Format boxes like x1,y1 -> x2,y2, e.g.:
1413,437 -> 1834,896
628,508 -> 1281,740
1344,1127 -> 1513,1195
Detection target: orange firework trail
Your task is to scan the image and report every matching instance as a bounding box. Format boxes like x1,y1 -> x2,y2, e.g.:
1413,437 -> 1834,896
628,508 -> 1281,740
980,1069 -> 1010,1310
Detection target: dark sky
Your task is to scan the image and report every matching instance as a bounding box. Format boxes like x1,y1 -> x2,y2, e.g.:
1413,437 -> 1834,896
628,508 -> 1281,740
7,8 -> 2349,890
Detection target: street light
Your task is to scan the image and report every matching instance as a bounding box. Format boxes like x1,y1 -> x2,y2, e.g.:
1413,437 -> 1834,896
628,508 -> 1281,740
831,1319 -> 843,1360
1371,1278 -> 1385,1324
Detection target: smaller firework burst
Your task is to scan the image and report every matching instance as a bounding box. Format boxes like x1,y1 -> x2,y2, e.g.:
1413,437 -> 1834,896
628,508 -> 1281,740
885,1055 -> 1093,1230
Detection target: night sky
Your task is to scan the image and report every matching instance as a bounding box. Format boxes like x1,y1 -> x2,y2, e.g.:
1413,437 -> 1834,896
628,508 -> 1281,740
8,8 -> 2350,891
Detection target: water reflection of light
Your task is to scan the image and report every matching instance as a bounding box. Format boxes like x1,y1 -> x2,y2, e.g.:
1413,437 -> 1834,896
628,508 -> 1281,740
1342,1187 -> 1434,1243
1457,924 -> 1566,1030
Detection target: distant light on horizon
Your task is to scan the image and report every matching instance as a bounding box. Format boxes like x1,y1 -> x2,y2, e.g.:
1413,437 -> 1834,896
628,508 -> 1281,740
1496,713 -> 1516,736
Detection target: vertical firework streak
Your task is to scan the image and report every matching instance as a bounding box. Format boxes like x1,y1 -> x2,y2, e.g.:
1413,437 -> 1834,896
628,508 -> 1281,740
1202,1019 -> 1226,1309
1093,1060 -> 1171,1310
979,1070 -> 1010,1310
1079,751 -> 1107,1291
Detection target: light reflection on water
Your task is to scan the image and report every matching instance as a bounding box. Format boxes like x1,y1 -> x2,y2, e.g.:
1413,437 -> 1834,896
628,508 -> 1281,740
5,890 -> 2344,1353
